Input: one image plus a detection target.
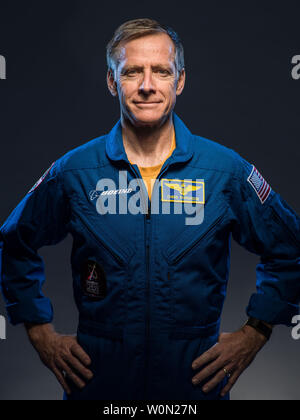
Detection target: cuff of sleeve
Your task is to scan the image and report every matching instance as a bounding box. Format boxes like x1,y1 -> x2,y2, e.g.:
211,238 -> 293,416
6,297 -> 54,326
246,293 -> 300,326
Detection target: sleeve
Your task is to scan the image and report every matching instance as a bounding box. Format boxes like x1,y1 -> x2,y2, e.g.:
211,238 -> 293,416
0,160 -> 70,325
229,155 -> 300,326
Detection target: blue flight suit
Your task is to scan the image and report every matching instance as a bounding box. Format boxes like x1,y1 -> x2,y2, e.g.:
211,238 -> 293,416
0,113 -> 299,400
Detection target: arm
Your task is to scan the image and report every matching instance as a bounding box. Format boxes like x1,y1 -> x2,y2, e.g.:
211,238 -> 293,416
191,156 -> 300,396
0,161 -> 92,394
231,158 -> 300,326
0,161 -> 68,325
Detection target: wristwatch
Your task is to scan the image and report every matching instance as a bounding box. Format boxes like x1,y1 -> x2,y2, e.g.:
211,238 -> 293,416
244,317 -> 273,340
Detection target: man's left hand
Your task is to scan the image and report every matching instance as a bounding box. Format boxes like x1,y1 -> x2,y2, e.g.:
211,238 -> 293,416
191,325 -> 268,397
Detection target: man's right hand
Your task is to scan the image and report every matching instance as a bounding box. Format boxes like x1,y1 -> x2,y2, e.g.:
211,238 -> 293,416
24,323 -> 93,395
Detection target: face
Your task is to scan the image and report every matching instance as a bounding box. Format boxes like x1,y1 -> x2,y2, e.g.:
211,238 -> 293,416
107,33 -> 185,127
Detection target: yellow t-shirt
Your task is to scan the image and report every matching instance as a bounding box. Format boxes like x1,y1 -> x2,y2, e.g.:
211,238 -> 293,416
128,132 -> 176,200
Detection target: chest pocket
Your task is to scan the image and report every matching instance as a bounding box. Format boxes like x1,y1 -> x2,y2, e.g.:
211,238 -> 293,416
72,198 -> 135,267
161,199 -> 230,329
163,199 -> 229,265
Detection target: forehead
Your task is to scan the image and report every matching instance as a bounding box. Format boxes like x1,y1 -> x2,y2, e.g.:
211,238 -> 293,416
118,33 -> 175,66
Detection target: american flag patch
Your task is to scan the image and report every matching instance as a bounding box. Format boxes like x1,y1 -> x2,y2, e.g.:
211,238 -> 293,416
247,165 -> 271,204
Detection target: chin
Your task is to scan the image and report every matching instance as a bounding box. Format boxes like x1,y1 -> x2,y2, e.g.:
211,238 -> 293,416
130,109 -> 168,127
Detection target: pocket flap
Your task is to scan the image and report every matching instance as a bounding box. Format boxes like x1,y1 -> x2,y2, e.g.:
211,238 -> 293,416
163,200 -> 228,264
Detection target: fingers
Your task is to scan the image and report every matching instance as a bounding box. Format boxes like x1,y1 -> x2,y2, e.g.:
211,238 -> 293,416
55,358 -> 87,390
192,357 -> 225,385
70,342 -> 92,367
52,366 -> 71,395
191,329 -> 261,397
191,343 -> 219,370
65,351 -> 93,381
220,369 -> 240,397
200,363 -> 236,394
34,332 -> 94,395
192,357 -> 238,396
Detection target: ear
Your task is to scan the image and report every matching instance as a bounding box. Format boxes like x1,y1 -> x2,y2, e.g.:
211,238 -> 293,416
107,69 -> 118,97
176,68 -> 186,96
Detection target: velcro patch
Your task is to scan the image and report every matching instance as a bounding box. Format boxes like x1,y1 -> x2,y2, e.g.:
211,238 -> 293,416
161,179 -> 205,204
81,260 -> 107,299
247,165 -> 271,204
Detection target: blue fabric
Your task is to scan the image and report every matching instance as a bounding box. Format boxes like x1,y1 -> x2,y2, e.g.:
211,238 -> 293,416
0,113 -> 299,400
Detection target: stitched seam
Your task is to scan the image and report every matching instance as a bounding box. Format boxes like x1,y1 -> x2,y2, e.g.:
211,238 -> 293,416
61,161 -> 112,174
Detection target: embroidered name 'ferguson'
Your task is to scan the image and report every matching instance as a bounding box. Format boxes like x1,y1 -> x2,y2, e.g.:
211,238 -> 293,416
247,165 -> 271,204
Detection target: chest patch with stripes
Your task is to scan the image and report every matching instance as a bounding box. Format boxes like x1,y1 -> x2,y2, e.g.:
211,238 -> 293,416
81,260 -> 107,299
247,165 -> 272,204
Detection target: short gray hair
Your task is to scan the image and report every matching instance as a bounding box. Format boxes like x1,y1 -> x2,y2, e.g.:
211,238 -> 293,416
106,18 -> 185,76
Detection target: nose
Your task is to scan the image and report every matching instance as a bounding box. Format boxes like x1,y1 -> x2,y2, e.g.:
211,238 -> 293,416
138,70 -> 156,95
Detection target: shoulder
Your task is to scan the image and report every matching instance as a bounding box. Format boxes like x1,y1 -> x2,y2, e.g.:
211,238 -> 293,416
190,134 -> 246,177
54,134 -> 108,174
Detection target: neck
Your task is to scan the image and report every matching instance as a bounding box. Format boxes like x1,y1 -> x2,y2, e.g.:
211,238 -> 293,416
121,113 -> 175,167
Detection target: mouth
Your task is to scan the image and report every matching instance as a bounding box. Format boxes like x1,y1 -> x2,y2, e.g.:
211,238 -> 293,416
133,101 -> 162,106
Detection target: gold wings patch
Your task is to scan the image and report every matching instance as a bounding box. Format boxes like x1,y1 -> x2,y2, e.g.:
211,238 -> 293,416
161,179 -> 205,204
164,182 -> 202,196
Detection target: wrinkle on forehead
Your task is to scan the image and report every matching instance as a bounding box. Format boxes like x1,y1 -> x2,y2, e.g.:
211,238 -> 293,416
117,34 -> 176,68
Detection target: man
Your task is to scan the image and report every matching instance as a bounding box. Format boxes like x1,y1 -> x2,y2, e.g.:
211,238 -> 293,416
0,18 -> 299,401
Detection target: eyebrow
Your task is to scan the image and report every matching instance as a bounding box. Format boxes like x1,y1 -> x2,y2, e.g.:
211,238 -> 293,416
121,65 -> 143,74
152,65 -> 173,72
121,64 -> 174,73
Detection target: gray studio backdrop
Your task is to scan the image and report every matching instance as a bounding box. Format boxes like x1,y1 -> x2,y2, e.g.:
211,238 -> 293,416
0,1 -> 299,400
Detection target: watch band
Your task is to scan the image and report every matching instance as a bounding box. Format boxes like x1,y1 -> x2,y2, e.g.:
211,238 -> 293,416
244,317 -> 273,340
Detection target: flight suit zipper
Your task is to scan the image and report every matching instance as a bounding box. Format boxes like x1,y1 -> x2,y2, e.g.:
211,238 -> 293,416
145,160 -> 174,397
128,157 -> 173,398
145,203 -> 151,397
127,162 -> 151,397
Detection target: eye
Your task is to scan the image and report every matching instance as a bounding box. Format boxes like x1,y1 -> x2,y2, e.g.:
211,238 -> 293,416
124,69 -> 140,77
156,69 -> 171,77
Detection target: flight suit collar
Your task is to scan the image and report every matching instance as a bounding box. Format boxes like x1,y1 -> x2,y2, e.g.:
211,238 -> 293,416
105,113 -> 194,165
